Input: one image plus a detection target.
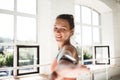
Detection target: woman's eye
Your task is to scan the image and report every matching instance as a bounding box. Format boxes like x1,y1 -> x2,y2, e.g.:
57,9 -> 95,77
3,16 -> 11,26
54,27 -> 57,30
60,28 -> 66,31
54,27 -> 68,32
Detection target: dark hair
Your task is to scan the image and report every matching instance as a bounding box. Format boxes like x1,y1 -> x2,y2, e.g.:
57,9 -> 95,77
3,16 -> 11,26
56,14 -> 75,29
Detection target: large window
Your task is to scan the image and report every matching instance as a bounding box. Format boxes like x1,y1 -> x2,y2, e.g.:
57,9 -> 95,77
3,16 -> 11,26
0,0 -> 38,77
74,5 -> 101,64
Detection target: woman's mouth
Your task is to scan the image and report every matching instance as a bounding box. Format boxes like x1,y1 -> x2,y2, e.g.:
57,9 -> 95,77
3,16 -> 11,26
55,36 -> 62,41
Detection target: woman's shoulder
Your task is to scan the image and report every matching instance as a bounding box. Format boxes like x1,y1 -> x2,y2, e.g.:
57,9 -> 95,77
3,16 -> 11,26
63,45 -> 78,58
63,45 -> 77,54
62,45 -> 79,64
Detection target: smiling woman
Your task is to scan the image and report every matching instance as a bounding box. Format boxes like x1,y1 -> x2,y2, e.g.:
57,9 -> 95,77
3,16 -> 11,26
50,14 -> 90,80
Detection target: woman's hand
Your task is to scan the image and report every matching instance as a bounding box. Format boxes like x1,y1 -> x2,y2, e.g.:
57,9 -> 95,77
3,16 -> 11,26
54,64 -> 90,78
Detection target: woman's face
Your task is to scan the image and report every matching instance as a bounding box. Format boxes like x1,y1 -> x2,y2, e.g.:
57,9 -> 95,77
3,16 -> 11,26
54,18 -> 73,43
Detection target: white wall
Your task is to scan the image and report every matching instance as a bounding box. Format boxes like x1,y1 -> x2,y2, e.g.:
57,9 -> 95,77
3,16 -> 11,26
113,4 -> 120,67
113,4 -> 120,58
101,12 -> 114,61
101,0 -> 120,63
98,0 -> 120,78
38,0 -> 53,73
51,0 -> 74,19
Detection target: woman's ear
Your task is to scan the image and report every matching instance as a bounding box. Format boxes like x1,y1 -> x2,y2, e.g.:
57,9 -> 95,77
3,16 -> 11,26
70,29 -> 74,36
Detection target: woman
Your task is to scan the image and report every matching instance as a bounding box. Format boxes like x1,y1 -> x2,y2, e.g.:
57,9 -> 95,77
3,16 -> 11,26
50,14 -> 90,80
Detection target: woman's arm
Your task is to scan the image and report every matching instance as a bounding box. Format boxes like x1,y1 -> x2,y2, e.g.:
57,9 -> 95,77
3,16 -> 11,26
51,58 -> 57,72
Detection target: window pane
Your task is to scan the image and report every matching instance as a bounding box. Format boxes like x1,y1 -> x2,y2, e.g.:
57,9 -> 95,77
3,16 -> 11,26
17,16 -> 36,43
93,27 -> 100,44
83,47 -> 93,60
0,0 -> 14,10
92,10 -> 99,25
75,5 -> 80,23
0,46 -> 14,77
95,46 -> 110,64
82,26 -> 92,45
83,47 -> 93,65
0,13 -> 14,43
17,46 -> 39,75
74,25 -> 81,45
81,6 -> 91,24
17,0 -> 36,14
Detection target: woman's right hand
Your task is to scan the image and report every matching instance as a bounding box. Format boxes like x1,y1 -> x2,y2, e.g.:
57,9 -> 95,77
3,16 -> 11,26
54,64 -> 90,78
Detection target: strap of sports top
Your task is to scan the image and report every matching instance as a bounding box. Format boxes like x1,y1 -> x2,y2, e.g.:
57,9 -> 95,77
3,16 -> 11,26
56,48 -> 65,63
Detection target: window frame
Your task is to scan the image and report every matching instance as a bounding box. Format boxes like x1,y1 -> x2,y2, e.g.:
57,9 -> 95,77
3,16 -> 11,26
17,45 -> 39,75
94,46 -> 110,65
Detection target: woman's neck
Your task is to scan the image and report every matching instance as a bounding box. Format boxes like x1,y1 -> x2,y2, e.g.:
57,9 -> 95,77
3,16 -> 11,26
57,40 -> 71,50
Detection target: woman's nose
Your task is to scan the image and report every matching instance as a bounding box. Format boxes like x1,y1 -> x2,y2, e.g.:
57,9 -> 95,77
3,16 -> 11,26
54,29 -> 61,33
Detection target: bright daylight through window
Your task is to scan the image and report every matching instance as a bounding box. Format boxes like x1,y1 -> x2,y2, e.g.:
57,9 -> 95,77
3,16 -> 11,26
73,5 -> 101,65
0,0 -> 38,77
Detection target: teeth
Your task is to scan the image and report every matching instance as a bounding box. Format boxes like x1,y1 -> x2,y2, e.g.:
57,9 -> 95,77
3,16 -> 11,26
56,37 -> 61,38
56,36 -> 61,37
